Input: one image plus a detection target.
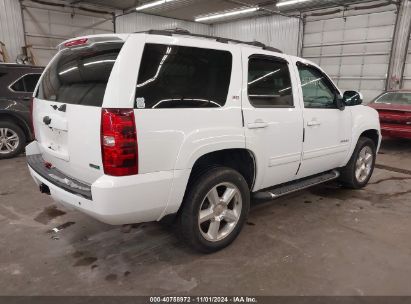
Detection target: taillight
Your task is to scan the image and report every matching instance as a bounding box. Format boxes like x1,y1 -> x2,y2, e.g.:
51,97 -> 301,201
101,108 -> 138,176
29,97 -> 35,139
64,38 -> 88,48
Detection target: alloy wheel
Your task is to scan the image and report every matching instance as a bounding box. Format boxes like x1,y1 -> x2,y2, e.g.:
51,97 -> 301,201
0,128 -> 19,155
198,182 -> 242,242
355,146 -> 373,183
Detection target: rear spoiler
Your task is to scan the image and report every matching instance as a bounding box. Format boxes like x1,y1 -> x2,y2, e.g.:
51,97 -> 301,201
58,35 -> 128,51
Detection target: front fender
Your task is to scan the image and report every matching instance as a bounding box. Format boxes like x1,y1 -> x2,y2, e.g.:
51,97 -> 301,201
343,105 -> 381,165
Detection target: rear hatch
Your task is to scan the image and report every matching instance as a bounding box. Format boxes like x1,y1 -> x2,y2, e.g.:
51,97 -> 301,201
33,36 -> 125,184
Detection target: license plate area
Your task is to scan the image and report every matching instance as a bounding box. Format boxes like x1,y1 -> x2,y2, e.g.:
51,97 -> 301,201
38,112 -> 69,160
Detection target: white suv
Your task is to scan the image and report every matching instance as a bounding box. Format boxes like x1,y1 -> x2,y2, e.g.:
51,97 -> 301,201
26,30 -> 381,252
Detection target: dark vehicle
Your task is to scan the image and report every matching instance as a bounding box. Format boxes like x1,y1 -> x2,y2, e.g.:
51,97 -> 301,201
0,64 -> 43,158
368,91 -> 411,139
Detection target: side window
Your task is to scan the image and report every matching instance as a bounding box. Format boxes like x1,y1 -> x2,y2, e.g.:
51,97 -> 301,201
297,63 -> 337,109
248,56 -> 293,107
10,78 -> 25,92
10,74 -> 41,93
135,44 -> 232,109
22,74 -> 41,92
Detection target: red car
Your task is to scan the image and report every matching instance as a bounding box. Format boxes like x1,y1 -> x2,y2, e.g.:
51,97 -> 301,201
368,91 -> 411,139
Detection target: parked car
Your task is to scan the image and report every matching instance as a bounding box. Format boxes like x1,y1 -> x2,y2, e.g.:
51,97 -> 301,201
368,91 -> 411,139
0,64 -> 43,158
26,31 -> 381,252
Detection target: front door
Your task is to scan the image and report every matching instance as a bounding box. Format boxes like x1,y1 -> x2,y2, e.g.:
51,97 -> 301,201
242,50 -> 304,191
294,62 -> 352,178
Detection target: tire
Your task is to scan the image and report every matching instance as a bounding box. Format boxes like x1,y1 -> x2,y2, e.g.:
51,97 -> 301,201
0,121 -> 26,159
339,137 -> 376,189
179,167 -> 250,253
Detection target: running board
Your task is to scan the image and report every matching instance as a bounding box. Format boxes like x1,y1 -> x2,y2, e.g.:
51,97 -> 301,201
253,170 -> 340,201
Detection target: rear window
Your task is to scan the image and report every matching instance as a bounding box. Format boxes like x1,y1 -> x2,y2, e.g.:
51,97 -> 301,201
37,42 -> 123,106
135,44 -> 232,109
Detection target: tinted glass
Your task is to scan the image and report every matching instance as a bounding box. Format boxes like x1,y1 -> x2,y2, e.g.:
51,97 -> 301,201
23,74 -> 41,92
376,92 -> 411,105
37,42 -> 123,106
135,44 -> 232,109
248,57 -> 293,107
297,64 -> 337,109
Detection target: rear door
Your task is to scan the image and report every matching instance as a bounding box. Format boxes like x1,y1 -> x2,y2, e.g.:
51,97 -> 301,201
242,50 -> 304,190
33,37 -> 126,184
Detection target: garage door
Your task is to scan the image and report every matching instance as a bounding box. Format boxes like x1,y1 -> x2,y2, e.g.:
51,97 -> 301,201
22,5 -> 114,66
302,8 -> 397,103
403,37 -> 411,90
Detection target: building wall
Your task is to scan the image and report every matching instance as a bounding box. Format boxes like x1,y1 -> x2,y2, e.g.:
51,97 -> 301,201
302,3 -> 397,102
116,12 -> 300,56
115,12 -> 211,35
0,0 -> 25,63
2,0 -> 409,94
403,36 -> 411,89
21,0 -> 114,66
399,0 -> 411,90
213,14 -> 301,55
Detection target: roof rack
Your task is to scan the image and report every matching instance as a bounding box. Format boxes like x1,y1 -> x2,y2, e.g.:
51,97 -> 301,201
136,29 -> 283,54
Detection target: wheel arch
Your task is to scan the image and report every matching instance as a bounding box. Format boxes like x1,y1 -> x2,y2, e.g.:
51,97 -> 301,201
187,148 -> 257,190
0,111 -> 32,142
359,129 -> 380,149
343,127 -> 381,167
160,147 -> 257,223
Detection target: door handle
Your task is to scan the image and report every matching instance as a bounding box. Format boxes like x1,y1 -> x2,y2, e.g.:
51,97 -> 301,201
247,119 -> 268,129
307,120 -> 321,127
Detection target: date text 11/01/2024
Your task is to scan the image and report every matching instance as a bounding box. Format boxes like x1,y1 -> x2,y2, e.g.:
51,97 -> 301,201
149,296 -> 258,303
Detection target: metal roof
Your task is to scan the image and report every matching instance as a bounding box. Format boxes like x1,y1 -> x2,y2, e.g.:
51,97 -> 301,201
63,0 -> 396,23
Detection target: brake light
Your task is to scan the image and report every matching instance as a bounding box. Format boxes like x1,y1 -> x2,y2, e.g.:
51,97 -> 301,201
29,97 -> 35,139
64,38 -> 88,48
101,108 -> 138,176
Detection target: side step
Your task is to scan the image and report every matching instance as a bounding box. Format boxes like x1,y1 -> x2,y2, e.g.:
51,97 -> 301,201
253,170 -> 340,201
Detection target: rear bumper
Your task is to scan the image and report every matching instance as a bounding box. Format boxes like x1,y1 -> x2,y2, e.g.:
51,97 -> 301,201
381,123 -> 411,139
26,144 -> 174,225
27,154 -> 92,199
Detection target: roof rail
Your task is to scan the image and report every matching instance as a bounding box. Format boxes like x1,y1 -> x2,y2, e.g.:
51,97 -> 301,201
0,63 -> 44,68
136,29 -> 283,54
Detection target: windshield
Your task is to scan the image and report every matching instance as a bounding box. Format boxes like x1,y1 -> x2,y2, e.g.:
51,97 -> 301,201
375,92 -> 411,105
37,42 -> 123,107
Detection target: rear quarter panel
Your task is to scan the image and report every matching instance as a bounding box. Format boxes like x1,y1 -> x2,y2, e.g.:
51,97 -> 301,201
111,34 -> 245,218
112,34 -> 245,174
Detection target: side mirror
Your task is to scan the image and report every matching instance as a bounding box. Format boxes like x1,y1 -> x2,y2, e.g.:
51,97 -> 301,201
343,90 -> 363,106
